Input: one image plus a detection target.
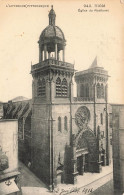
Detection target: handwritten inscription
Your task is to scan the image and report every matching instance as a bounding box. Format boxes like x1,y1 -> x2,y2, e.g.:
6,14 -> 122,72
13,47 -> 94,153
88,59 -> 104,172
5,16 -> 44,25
54,187 -> 93,195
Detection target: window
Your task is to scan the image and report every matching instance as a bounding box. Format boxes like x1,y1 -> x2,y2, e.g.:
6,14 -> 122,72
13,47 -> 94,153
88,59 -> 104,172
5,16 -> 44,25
97,83 -> 100,98
37,79 -> 42,96
100,113 -> 103,125
86,84 -> 89,97
37,78 -> 46,97
62,78 -> 68,97
105,85 -> 108,100
41,78 -> 46,96
80,84 -> 84,97
56,77 -> 61,97
101,84 -> 104,98
80,84 -> 89,98
91,85 -> 94,98
58,117 -> 61,132
64,116 -> 67,131
109,113 -> 112,128
101,131 -> 104,139
97,83 -> 104,99
56,77 -> 68,97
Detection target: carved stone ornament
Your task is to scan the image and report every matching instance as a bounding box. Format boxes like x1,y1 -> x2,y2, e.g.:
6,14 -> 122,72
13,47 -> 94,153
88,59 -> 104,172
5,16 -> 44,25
75,106 -> 90,131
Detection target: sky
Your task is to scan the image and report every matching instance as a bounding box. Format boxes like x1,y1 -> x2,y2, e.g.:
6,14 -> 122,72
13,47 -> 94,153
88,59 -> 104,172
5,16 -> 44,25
0,0 -> 124,103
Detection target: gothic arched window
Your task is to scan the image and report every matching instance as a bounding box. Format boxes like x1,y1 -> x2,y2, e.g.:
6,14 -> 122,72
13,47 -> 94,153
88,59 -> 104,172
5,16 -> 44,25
58,117 -> 61,132
41,78 -> 46,96
97,83 -> 100,98
91,85 -> 94,98
80,84 -> 84,97
37,79 -> 42,96
56,77 -> 61,97
37,78 -> 46,97
100,113 -> 103,125
105,85 -> 108,101
101,84 -> 104,99
83,85 -> 86,97
86,84 -> 89,98
64,116 -> 67,131
62,78 -> 68,97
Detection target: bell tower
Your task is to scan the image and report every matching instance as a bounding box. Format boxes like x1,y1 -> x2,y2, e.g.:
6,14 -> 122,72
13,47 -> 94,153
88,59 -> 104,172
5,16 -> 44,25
75,57 -> 110,166
31,6 -> 74,103
31,6 -> 74,189
75,57 -> 108,103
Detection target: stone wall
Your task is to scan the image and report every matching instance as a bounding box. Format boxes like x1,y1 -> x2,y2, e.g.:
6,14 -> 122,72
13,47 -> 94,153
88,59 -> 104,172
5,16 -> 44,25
112,104 -> 124,194
52,104 -> 71,184
3,100 -> 32,167
31,103 -> 50,184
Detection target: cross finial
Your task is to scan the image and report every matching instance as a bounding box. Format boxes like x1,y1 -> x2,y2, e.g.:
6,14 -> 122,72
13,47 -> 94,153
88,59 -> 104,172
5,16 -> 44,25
51,5 -> 53,9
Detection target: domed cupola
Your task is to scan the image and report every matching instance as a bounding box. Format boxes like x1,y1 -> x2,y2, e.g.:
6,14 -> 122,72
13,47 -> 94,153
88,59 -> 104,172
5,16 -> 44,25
40,26 -> 65,42
38,6 -> 66,62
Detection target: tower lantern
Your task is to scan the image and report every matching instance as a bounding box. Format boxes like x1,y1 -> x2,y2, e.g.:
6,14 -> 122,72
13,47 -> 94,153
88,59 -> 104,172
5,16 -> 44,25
38,6 -> 66,62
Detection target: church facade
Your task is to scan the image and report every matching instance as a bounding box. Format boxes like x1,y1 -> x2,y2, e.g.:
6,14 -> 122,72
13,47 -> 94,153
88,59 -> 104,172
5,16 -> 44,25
3,7 -> 111,190
31,6 -> 111,189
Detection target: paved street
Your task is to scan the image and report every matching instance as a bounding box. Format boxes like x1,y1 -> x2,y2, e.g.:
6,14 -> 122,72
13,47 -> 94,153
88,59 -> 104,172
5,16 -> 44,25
90,180 -> 113,195
56,162 -> 113,194
18,161 -> 113,195
18,161 -> 51,195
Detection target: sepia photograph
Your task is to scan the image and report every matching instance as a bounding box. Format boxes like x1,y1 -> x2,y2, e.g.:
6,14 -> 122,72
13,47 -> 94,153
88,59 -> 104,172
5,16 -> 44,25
0,0 -> 124,194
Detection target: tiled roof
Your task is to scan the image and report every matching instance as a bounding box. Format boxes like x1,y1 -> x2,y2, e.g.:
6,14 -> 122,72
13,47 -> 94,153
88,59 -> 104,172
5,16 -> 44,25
3,100 -> 32,120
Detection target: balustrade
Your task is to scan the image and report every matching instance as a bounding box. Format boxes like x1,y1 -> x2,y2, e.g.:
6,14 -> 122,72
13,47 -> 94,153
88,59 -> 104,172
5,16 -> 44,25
31,59 -> 74,71
73,97 -> 94,102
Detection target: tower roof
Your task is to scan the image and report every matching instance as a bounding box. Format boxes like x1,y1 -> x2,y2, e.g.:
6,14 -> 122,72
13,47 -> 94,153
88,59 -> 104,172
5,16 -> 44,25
90,56 -> 98,68
40,25 -> 65,41
39,6 -> 66,45
75,56 -> 108,77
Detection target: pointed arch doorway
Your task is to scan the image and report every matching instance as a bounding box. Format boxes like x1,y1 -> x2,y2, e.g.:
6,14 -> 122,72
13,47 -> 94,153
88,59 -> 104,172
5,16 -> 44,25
76,136 -> 89,175
75,129 -> 98,174
76,150 -> 89,175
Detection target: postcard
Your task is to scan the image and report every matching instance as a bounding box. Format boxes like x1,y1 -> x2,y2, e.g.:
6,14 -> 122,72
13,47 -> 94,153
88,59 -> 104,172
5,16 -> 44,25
0,0 -> 124,194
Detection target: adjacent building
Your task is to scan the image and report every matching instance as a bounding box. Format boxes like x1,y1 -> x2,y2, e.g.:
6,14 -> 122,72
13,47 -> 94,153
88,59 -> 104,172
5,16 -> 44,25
0,120 -> 21,195
112,104 -> 124,195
